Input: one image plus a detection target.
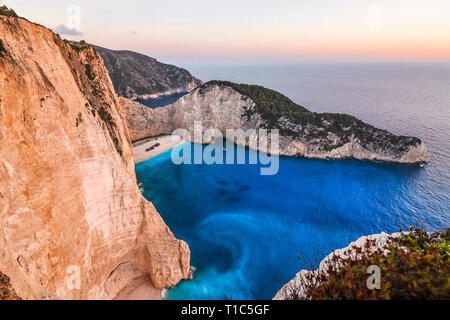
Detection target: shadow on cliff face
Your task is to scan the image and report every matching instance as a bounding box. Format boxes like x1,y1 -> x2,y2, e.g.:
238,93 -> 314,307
0,272 -> 21,300
0,39 -> 6,56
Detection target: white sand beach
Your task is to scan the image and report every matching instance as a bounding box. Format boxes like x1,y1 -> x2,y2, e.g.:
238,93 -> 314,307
125,281 -> 163,300
113,277 -> 164,300
133,135 -> 185,164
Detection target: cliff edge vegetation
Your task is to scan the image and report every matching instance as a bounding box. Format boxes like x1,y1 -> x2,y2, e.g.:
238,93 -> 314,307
0,5 -> 18,17
275,227 -> 450,300
204,81 -> 423,154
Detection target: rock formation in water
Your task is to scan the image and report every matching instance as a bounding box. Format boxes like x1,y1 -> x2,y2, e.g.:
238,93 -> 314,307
93,45 -> 203,100
0,13 -> 190,299
123,81 -> 429,164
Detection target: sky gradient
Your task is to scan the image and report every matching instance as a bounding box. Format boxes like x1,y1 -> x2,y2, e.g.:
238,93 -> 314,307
3,0 -> 450,63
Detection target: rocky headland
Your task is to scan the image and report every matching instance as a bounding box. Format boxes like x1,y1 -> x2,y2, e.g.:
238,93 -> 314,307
93,45 -> 203,100
274,232 -> 404,300
124,81 -> 429,164
0,13 -> 190,299
0,5 -> 435,302
274,229 -> 449,300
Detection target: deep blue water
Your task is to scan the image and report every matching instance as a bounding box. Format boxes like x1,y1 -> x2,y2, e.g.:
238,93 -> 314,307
136,92 -> 187,108
135,63 -> 450,300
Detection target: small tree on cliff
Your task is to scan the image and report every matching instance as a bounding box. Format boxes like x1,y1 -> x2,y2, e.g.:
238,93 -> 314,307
0,6 -> 18,17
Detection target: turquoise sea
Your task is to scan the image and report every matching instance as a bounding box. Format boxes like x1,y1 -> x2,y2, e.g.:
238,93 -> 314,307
135,63 -> 450,300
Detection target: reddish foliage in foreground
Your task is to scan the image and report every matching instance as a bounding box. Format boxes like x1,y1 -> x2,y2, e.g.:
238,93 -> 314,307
297,228 -> 450,300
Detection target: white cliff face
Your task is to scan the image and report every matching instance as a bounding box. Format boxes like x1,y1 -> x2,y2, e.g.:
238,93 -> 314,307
122,85 -> 263,142
273,232 -> 405,300
279,135 -> 429,164
0,15 -> 190,299
124,82 -> 429,164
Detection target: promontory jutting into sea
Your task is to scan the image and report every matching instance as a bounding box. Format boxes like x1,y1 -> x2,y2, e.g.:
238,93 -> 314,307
0,2 -> 448,303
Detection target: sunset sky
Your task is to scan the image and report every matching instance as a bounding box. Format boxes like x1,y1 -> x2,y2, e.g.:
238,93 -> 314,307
4,0 -> 450,63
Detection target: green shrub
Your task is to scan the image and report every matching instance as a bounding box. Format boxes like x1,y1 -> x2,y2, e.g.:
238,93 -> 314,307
0,5 -> 18,17
200,81 -> 421,151
0,39 -> 5,56
203,80 -> 311,120
299,227 -> 450,300
85,64 -> 95,81
69,41 -> 89,52
98,106 -> 116,128
97,105 -> 123,157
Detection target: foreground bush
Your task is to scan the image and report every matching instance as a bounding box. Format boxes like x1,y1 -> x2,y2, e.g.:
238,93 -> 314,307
300,227 -> 449,300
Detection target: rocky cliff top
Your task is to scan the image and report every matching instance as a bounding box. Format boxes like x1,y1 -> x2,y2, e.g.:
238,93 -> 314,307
93,45 -> 203,99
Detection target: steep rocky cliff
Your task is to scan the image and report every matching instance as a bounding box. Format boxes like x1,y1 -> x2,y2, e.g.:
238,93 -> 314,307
123,81 -> 429,164
0,14 -> 190,299
93,45 -> 203,100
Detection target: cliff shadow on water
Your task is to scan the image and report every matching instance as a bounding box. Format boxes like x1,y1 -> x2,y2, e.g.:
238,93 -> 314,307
136,92 -> 188,109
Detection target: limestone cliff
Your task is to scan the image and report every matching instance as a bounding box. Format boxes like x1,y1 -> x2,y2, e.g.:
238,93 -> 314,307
0,14 -> 190,299
123,81 -> 429,164
93,45 -> 203,100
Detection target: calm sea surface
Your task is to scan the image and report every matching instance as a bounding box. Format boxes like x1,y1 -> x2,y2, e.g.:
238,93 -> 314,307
135,63 -> 450,300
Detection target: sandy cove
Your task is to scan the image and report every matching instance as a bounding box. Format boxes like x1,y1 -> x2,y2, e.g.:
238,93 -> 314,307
133,135 -> 185,164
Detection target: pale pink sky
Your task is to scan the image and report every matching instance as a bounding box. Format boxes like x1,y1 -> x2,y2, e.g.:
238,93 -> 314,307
6,0 -> 450,62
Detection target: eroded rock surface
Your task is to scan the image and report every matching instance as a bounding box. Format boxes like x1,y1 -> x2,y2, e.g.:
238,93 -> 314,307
0,15 -> 190,300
